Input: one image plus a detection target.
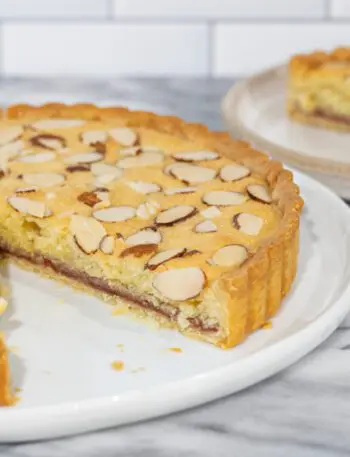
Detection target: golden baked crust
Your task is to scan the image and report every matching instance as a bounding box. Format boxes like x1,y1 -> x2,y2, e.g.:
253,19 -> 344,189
287,47 -> 350,131
0,103 -> 303,349
0,335 -> 12,406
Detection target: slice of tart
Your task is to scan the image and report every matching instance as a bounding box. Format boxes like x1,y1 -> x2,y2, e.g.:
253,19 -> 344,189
287,47 -> 350,131
0,103 -> 303,348
0,295 -> 12,406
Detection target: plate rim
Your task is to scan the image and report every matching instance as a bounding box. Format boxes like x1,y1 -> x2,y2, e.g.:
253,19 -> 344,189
221,64 -> 350,179
1,171 -> 350,442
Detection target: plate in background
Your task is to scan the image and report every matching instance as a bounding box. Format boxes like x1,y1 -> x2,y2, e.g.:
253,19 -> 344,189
221,65 -> 350,199
1,171 -> 350,442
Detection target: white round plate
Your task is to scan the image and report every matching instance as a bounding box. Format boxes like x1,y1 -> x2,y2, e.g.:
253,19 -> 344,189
1,171 -> 350,442
221,65 -> 350,199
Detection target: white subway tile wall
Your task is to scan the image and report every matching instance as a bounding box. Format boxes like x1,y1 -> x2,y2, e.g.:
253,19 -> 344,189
0,0 -> 348,77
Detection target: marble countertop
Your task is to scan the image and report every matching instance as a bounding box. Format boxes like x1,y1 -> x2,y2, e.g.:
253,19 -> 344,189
1,78 -> 350,457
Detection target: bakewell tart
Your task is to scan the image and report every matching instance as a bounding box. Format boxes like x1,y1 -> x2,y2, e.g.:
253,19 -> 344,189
287,47 -> 350,131
0,103 -> 303,349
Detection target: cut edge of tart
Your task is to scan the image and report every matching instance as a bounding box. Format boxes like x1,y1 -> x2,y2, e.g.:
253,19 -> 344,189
0,333 -> 13,406
287,47 -> 350,131
0,103 -> 303,351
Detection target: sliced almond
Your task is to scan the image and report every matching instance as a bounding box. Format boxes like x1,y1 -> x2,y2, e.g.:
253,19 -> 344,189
18,151 -> 56,163
31,119 -> 86,130
119,146 -> 141,157
200,206 -> 222,219
169,163 -> 216,184
246,184 -> 272,204
125,228 -> 161,246
173,150 -> 219,162
146,247 -> 187,270
78,191 -> 102,207
15,186 -> 38,194
136,200 -> 160,220
93,206 -> 136,223
80,130 -> 108,146
99,235 -> 115,255
155,205 -> 196,226
90,162 -> 122,179
153,267 -> 205,301
8,196 -> 51,218
212,244 -> 248,267
0,140 -> 25,170
127,181 -> 161,194
219,164 -> 250,182
164,186 -> 197,196
30,134 -> 66,151
66,164 -> 91,173
203,191 -> 247,206
233,213 -> 263,236
194,220 -> 217,233
69,214 -> 106,254
0,126 -> 23,146
120,244 -> 158,258
0,139 -> 24,158
109,127 -> 138,147
22,173 -> 65,188
117,151 -> 163,169
64,152 -> 103,164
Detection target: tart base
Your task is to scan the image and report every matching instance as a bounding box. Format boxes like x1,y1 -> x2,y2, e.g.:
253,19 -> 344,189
288,106 -> 350,132
0,335 -> 13,406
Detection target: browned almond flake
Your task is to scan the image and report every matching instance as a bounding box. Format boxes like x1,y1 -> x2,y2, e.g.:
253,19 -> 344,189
120,244 -> 158,258
78,191 -> 102,207
30,133 -> 66,150
66,164 -> 91,173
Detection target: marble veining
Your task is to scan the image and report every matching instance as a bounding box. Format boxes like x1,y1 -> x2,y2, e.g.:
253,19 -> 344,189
0,78 -> 350,456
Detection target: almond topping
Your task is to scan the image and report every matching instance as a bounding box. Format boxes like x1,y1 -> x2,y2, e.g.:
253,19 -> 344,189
31,119 -> 85,130
146,248 -> 187,270
203,191 -> 247,206
194,220 -> 217,233
78,191 -> 102,207
169,163 -> 216,184
0,140 -> 25,170
125,228 -> 161,246
200,206 -> 222,219
8,196 -> 51,218
233,213 -> 263,236
93,206 -> 136,223
136,200 -> 160,219
219,164 -> 250,182
109,128 -> 138,147
155,205 -> 196,226
127,181 -> 161,194
91,163 -> 123,180
22,173 -> 65,188
18,151 -> 56,163
246,184 -> 272,204
15,186 -> 38,194
0,126 -> 23,146
212,244 -> 248,267
99,235 -> 115,255
66,164 -> 91,173
30,134 -> 66,151
164,186 -> 197,196
173,150 -> 219,162
119,146 -> 141,157
69,214 -> 106,254
120,244 -> 158,258
117,151 -> 164,169
64,152 -> 103,164
153,267 -> 205,301
80,130 -> 108,146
